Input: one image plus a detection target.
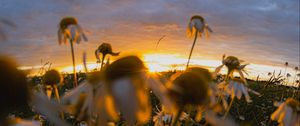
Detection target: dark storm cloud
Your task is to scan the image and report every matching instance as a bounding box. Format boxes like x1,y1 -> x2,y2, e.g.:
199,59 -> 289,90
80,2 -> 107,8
0,0 -> 299,68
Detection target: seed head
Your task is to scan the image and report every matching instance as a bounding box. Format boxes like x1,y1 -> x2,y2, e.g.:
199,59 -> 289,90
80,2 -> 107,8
43,69 -> 62,86
59,17 -> 78,30
223,56 -> 240,71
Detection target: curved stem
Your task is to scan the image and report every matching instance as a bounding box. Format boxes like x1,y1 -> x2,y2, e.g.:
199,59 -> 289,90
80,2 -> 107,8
223,97 -> 234,119
186,30 -> 198,70
70,39 -> 78,87
53,85 -> 64,119
100,54 -> 106,71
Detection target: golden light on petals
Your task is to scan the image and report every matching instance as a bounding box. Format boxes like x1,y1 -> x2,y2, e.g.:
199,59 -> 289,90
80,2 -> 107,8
104,95 -> 119,121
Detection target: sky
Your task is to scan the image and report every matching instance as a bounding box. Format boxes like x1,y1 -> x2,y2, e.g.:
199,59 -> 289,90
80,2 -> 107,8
0,0 -> 299,79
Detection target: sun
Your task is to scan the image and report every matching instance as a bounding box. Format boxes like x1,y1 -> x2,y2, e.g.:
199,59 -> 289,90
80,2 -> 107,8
146,63 -> 169,72
142,54 -> 186,72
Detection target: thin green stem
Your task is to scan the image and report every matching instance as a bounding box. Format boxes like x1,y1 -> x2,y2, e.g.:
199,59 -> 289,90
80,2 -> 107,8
186,30 -> 198,70
70,39 -> 78,87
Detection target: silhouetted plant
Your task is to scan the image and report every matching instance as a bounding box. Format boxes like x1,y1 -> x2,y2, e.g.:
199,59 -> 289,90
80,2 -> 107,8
95,43 -> 119,70
186,15 -> 212,69
0,55 -> 34,125
58,17 -> 88,87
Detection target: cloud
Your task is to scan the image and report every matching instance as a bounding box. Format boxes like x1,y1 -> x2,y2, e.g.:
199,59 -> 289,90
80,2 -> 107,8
0,0 -> 299,68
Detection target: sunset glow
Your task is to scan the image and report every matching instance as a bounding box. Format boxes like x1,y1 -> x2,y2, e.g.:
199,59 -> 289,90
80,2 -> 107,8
46,53 -> 298,86
1,0 -> 299,125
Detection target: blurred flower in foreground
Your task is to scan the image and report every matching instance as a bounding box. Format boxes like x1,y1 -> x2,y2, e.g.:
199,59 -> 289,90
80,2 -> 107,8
165,68 -> 209,125
61,71 -> 105,125
0,55 -> 40,126
57,17 -> 88,87
95,43 -> 120,70
61,53 -> 105,125
43,69 -> 63,100
185,15 -> 213,69
271,98 -> 300,126
102,56 -> 172,125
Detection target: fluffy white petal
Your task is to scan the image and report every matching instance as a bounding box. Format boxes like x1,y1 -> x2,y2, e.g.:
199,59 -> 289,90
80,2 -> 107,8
57,29 -> 63,45
236,83 -> 242,100
240,84 -> 251,102
144,74 -> 176,113
61,82 -> 89,105
111,77 -> 139,125
69,25 -> 79,43
31,93 -> 70,126
283,106 -> 293,126
206,25 -> 213,32
77,24 -> 88,41
192,19 -> 204,33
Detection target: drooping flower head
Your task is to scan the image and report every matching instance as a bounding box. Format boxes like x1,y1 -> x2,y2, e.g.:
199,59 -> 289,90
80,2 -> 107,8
0,56 -> 30,121
95,43 -> 120,63
218,55 -> 248,83
57,17 -> 88,45
43,69 -> 62,86
218,78 -> 261,103
286,73 -> 291,78
103,56 -> 151,125
167,68 -> 211,108
285,62 -> 289,67
268,72 -> 272,76
59,17 -> 78,30
187,15 -> 213,38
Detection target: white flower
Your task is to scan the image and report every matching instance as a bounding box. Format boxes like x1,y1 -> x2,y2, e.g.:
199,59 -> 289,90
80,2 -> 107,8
271,98 -> 300,126
153,110 -> 192,126
102,56 -> 175,125
61,80 -> 104,124
57,17 -> 88,45
153,110 -> 173,126
187,15 -> 212,38
218,78 -> 261,103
